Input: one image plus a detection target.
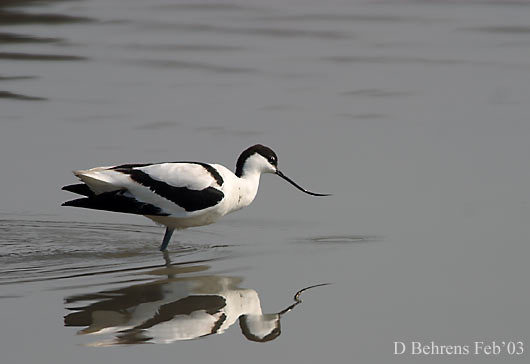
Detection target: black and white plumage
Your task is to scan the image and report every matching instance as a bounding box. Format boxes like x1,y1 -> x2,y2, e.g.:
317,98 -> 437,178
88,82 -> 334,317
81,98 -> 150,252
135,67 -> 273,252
62,144 -> 330,251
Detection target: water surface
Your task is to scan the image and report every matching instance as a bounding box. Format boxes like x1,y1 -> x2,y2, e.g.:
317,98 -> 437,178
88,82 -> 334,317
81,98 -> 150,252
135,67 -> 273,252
1,0 -> 529,363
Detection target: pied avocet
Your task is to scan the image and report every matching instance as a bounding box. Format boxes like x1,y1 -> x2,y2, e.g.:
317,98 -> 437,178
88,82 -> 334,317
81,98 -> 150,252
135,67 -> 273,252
62,144 -> 330,251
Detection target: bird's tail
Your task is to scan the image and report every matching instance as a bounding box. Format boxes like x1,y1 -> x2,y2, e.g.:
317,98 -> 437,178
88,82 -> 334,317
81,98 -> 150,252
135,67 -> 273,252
61,183 -> 94,197
61,190 -> 168,216
73,168 -> 121,195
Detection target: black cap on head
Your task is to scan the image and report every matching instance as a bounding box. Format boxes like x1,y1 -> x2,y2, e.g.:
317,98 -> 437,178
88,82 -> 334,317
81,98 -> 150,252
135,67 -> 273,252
235,144 -> 277,177
234,144 -> 331,196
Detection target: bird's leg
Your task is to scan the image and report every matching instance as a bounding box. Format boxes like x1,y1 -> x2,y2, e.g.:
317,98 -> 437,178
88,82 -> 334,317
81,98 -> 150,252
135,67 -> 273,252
159,227 -> 174,251
162,250 -> 171,267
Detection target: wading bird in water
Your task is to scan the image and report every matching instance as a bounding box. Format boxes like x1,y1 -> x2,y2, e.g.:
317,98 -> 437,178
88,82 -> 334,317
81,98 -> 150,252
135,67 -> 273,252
62,144 -> 330,251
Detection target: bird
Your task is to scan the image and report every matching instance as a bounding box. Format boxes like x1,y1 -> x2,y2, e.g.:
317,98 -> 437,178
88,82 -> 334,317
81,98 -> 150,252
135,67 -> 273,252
62,144 -> 330,251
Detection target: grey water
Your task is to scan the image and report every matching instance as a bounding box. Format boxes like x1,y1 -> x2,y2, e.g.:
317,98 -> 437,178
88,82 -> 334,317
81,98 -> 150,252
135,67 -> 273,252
1,0 -> 529,363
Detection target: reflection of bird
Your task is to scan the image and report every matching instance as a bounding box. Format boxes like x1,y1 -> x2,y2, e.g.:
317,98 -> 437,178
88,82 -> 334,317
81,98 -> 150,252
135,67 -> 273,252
239,283 -> 329,342
64,266 -> 328,345
62,144 -> 330,250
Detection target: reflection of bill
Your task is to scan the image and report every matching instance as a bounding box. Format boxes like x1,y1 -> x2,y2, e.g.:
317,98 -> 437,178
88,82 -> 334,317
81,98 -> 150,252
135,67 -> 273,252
64,259 -> 328,345
239,284 -> 328,342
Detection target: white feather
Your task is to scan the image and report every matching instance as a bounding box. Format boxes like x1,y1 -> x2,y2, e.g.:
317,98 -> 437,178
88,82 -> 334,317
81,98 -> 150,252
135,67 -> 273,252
137,163 -> 218,190
74,167 -> 128,194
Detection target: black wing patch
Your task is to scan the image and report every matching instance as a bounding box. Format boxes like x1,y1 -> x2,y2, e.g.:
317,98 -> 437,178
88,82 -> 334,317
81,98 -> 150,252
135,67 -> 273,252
190,162 -> 224,186
126,169 -> 224,212
111,162 -> 153,172
62,190 -> 169,216
112,161 -> 224,186
62,183 -> 94,197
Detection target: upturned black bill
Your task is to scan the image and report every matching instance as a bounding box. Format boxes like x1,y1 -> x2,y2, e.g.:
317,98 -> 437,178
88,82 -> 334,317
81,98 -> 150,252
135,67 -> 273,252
275,170 -> 331,196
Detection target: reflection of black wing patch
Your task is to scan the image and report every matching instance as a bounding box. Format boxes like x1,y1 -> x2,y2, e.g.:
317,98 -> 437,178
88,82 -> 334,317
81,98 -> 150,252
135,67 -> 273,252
127,169 -> 224,212
62,190 -> 169,216
132,295 -> 227,331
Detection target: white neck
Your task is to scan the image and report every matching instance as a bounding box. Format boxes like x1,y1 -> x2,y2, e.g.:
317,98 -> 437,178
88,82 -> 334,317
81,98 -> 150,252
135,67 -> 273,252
231,153 -> 275,212
235,170 -> 261,210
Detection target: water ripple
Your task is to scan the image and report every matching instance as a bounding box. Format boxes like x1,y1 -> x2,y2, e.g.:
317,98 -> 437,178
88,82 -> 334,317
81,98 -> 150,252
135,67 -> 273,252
340,89 -> 413,98
133,59 -> 257,73
0,32 -> 62,44
0,75 -> 37,81
0,91 -> 46,101
141,22 -> 351,40
0,52 -> 88,61
124,43 -> 247,53
465,25 -> 530,34
0,9 -> 93,25
252,13 -> 437,23
151,3 -> 254,12
0,219 -> 233,286
308,235 -> 381,244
